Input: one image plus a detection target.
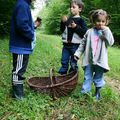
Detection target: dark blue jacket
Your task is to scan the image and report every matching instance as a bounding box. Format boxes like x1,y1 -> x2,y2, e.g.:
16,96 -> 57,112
9,0 -> 35,54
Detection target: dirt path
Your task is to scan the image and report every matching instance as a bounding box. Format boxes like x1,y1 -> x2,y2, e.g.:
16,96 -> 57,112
105,76 -> 120,95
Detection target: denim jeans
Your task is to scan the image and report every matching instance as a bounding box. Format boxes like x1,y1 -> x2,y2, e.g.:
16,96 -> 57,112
58,44 -> 79,74
81,64 -> 105,93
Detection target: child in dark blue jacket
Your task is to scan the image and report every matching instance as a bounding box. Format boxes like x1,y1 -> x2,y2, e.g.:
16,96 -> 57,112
9,0 -> 36,100
58,0 -> 87,75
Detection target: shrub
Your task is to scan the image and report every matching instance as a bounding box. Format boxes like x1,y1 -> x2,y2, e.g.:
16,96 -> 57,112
0,0 -> 15,36
42,0 -> 70,34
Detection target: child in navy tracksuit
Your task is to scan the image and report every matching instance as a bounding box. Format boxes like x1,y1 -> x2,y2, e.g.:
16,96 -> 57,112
9,0 -> 36,100
58,0 -> 87,75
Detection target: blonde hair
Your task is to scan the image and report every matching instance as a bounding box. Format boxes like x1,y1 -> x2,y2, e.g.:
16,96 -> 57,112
89,9 -> 110,25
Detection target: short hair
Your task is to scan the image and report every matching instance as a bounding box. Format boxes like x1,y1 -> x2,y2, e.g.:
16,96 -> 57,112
89,9 -> 110,25
70,0 -> 85,11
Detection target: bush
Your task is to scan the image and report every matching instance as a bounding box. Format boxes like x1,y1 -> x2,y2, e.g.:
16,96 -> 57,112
42,0 -> 70,34
0,0 -> 16,36
41,0 -> 120,45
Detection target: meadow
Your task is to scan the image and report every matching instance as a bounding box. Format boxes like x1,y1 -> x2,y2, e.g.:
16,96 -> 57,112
0,32 -> 120,120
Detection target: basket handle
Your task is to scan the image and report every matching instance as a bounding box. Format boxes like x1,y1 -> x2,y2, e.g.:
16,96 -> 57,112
49,68 -> 56,85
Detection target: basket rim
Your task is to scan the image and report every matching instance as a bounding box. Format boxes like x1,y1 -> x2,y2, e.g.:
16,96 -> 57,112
27,71 -> 78,88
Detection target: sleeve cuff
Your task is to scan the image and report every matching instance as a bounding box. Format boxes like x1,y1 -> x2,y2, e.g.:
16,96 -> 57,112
74,51 -> 81,59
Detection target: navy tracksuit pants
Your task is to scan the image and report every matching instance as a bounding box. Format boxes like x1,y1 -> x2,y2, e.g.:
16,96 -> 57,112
58,43 -> 79,74
12,53 -> 29,85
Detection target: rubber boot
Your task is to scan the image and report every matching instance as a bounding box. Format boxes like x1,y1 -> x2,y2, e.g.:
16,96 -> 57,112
95,87 -> 101,101
12,84 -> 24,100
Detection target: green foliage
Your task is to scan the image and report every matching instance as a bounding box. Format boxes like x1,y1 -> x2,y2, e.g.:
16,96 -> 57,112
40,0 -> 120,45
0,33 -> 120,119
0,0 -> 16,36
40,0 -> 70,34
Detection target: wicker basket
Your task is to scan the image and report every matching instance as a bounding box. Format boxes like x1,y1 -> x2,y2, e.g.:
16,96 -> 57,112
27,69 -> 78,98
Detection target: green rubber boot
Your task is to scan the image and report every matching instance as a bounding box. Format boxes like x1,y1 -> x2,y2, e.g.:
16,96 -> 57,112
12,84 -> 24,100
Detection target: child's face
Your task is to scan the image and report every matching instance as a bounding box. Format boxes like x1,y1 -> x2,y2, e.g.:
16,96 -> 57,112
70,3 -> 81,16
94,15 -> 107,30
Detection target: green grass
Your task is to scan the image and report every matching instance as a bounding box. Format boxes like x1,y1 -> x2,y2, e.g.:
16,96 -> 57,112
107,46 -> 120,80
0,33 -> 120,120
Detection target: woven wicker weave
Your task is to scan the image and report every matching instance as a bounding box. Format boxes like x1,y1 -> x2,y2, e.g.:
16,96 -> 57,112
27,69 -> 78,98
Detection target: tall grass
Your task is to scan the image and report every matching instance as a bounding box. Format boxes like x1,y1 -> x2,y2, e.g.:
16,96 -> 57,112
0,33 -> 120,120
107,46 -> 120,80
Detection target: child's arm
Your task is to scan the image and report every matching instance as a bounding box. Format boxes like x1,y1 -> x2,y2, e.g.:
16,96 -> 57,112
61,16 -> 68,22
71,19 -> 87,38
60,16 -> 68,32
16,5 -> 34,41
74,31 -> 88,59
99,26 -> 114,46
34,21 -> 41,29
74,55 -> 79,61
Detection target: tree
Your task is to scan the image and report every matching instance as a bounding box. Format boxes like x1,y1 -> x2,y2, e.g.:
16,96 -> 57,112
0,0 -> 16,36
41,0 -> 120,44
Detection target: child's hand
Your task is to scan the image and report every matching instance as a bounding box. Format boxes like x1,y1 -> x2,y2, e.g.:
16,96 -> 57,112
71,21 -> 76,28
98,30 -> 106,41
100,26 -> 108,30
61,16 -> 68,22
35,21 -> 41,28
68,20 -> 76,28
74,55 -> 79,61
98,26 -> 108,40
